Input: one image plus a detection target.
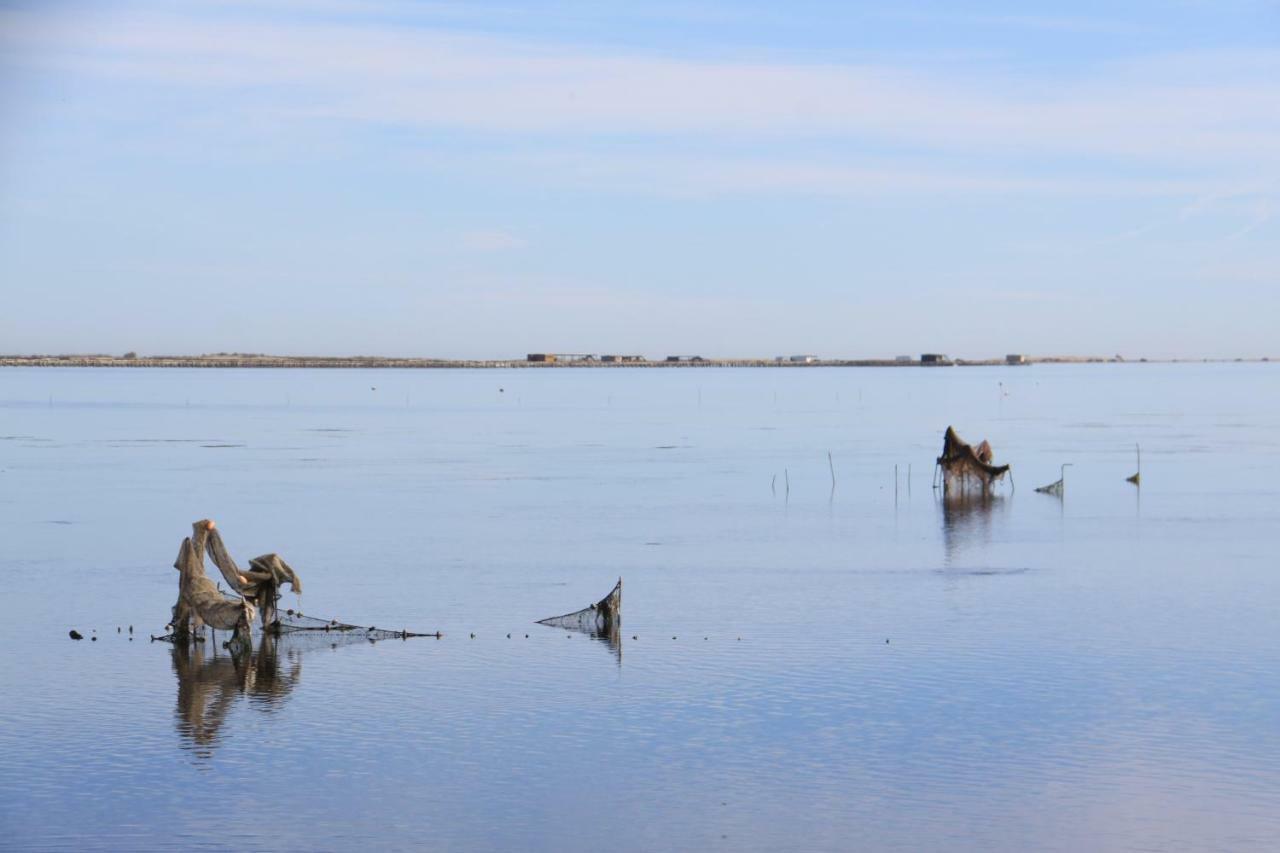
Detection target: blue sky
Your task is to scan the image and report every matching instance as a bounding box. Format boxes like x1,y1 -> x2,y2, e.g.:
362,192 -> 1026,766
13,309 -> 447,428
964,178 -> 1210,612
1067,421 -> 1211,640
1,0 -> 1277,359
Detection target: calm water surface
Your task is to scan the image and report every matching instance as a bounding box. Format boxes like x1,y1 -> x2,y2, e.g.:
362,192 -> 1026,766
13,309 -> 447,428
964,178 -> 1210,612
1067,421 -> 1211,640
1,365 -> 1278,851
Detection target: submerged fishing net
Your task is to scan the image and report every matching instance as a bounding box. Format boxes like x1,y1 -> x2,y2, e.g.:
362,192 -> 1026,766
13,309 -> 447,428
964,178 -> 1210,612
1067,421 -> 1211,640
536,578 -> 622,632
935,426 -> 1011,496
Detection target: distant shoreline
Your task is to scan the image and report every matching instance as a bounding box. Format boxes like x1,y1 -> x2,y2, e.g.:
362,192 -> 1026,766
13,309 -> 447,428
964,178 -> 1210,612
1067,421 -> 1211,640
0,354 -> 1271,369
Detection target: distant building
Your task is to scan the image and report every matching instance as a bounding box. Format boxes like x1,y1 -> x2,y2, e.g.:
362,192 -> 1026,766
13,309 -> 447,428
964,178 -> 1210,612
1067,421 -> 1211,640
895,355 -> 913,363
601,354 -> 645,363
527,353 -> 556,363
789,355 -> 818,364
921,353 -> 952,365
665,355 -> 706,363
1005,354 -> 1026,365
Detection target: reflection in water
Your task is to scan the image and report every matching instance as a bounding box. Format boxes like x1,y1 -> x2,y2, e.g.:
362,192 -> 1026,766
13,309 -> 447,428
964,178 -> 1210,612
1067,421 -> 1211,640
540,622 -> 622,666
939,494 -> 1007,566
171,634 -> 301,758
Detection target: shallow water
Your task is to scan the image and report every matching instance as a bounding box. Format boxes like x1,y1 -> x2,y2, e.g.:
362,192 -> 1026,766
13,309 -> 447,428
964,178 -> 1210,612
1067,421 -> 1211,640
1,364 -> 1278,851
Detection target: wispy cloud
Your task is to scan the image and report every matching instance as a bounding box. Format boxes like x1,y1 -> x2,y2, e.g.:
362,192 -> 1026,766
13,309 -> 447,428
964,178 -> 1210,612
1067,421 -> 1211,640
456,229 -> 528,252
5,8 -> 1278,151
875,9 -> 1153,35
1,2 -> 1278,204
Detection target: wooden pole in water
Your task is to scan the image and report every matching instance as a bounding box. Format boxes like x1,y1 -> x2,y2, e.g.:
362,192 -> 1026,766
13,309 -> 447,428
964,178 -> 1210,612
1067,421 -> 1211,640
828,452 -> 836,491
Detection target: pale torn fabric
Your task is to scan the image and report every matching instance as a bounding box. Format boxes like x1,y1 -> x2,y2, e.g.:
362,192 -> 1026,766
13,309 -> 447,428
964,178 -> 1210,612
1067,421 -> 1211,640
169,520 -> 303,640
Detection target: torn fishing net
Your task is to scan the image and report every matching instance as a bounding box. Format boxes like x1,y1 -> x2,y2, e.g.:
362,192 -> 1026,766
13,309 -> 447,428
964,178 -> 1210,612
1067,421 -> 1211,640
934,426 -> 1011,496
536,578 -> 622,632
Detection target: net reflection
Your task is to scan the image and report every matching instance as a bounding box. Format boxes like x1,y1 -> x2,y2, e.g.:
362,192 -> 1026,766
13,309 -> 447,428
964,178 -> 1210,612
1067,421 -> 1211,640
939,493 -> 1008,566
540,622 -> 622,666
171,634 -> 301,759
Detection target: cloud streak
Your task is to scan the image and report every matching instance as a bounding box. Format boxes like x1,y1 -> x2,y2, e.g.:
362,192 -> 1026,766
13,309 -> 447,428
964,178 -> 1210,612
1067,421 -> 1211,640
3,5 -> 1278,183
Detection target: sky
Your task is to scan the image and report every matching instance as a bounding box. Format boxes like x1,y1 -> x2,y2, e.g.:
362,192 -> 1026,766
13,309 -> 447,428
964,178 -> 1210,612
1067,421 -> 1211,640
1,0 -> 1277,360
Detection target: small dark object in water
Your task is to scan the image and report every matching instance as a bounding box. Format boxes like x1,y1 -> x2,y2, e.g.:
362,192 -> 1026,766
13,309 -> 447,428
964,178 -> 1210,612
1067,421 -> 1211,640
1036,463 -> 1071,496
69,630 -> 83,640
499,387 -> 504,393
117,627 -> 121,633
129,625 -> 133,634
633,635 -> 637,640
886,639 -> 890,644
672,636 -> 677,640
91,636 -> 97,642
470,633 -> 475,638
524,634 -> 528,638
506,633 -> 511,638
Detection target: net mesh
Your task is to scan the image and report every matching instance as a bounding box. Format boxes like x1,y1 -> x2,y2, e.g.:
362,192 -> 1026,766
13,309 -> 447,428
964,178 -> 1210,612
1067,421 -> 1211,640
935,426 -> 1011,496
536,578 -> 622,632
276,608 -> 441,640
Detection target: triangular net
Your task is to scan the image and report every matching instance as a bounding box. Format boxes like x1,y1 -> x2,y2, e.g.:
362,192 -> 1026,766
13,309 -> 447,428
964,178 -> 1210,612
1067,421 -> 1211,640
536,578 -> 621,632
276,608 -> 440,640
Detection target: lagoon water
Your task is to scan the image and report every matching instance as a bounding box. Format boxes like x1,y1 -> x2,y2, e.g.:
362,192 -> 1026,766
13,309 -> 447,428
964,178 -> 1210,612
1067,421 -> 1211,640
2,364 -> 1278,851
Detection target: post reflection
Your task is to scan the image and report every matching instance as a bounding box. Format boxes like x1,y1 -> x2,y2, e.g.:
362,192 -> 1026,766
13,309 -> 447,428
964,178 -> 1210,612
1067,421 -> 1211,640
171,634 -> 301,758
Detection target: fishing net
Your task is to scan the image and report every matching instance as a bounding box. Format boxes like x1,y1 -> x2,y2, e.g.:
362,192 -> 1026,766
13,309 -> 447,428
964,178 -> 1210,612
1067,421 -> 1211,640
275,608 -> 440,640
169,522 -> 257,641
161,519 -> 436,645
935,426 -> 1011,496
536,578 -> 622,632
